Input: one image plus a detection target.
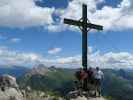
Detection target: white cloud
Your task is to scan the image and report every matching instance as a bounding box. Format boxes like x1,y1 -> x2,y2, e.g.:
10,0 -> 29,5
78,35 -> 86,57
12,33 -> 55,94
53,0 -> 133,31
0,0 -> 132,31
48,48 -> 62,55
0,47 -> 133,69
49,51 -> 133,69
61,0 -> 104,20
0,47 -> 44,66
10,38 -> 21,43
0,0 -> 55,28
47,24 -> 66,32
89,0 -> 133,31
87,51 -> 133,69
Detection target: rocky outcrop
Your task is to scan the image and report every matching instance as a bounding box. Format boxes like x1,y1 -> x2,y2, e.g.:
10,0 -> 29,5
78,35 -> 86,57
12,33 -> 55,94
0,74 -> 62,100
67,90 -> 106,100
0,87 -> 23,100
25,90 -> 63,100
71,96 -> 106,100
0,75 -> 23,100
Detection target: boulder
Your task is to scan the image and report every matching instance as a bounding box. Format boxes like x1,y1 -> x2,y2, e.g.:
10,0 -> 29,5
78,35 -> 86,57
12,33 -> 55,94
0,75 -> 24,100
0,87 -> 23,100
0,74 -> 18,89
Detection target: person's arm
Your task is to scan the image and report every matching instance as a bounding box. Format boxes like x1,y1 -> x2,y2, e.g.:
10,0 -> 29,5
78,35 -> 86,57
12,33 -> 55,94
101,71 -> 104,79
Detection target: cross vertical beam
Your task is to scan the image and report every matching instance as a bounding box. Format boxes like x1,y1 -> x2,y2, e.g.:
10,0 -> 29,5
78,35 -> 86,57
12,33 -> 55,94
82,4 -> 88,71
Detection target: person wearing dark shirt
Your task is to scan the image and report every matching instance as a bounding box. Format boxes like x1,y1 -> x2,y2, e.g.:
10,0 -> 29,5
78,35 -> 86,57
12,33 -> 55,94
75,68 -> 88,90
87,67 -> 94,84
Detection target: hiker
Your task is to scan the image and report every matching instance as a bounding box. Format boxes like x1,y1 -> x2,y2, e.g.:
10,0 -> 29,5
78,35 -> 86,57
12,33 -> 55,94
75,68 -> 88,90
80,69 -> 88,91
87,67 -> 94,84
94,67 -> 104,97
75,68 -> 82,90
75,68 -> 82,82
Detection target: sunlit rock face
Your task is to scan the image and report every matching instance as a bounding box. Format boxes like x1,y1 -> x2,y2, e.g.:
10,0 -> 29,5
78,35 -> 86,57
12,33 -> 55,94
0,75 -> 23,100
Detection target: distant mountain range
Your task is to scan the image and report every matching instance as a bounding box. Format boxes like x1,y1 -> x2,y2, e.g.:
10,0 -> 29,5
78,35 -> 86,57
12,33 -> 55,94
125,68 -> 133,72
0,66 -> 29,77
17,64 -> 75,96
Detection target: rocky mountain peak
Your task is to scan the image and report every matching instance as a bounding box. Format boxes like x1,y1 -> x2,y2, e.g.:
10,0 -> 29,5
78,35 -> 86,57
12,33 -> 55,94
26,64 -> 59,77
26,64 -> 50,76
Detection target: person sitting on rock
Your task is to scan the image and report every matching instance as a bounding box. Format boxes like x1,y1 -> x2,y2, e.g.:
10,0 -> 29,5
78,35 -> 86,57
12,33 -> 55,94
93,67 -> 104,97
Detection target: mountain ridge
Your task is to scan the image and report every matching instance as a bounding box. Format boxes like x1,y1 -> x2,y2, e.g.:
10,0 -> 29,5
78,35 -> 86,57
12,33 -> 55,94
17,65 -> 133,100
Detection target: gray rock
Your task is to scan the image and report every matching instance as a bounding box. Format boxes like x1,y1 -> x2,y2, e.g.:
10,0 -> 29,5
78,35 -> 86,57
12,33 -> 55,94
0,75 -> 24,100
0,87 -> 23,100
71,96 -> 87,100
70,96 -> 106,100
67,90 -> 106,100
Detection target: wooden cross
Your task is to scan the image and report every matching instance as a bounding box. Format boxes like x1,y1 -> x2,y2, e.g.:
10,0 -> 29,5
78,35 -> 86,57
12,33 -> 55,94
64,4 -> 103,71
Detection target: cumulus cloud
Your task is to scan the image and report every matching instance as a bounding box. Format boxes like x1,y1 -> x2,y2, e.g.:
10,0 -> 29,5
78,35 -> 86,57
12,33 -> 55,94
0,0 -> 54,28
48,48 -> 62,55
55,0 -> 133,31
87,51 -> 133,69
89,0 -> 133,31
0,0 -> 132,31
0,47 -> 44,66
50,51 -> 133,69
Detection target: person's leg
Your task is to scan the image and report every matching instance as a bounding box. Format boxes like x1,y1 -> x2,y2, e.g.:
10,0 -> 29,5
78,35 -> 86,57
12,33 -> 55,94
83,79 -> 88,91
1,86 -> 5,91
91,77 -> 94,84
94,79 -> 98,97
74,81 -> 78,90
97,79 -> 101,97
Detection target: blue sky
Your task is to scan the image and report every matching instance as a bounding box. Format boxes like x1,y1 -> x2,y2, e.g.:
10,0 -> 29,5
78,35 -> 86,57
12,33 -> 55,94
0,0 -> 133,68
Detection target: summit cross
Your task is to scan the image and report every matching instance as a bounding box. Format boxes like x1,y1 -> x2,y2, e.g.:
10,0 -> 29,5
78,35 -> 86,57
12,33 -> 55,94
64,4 -> 103,71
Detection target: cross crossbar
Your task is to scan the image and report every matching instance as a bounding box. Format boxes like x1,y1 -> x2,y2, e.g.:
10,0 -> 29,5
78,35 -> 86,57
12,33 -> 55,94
87,23 -> 103,30
64,18 -> 103,31
64,19 -> 82,26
